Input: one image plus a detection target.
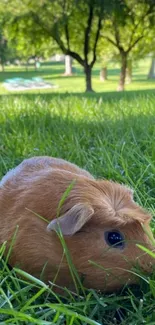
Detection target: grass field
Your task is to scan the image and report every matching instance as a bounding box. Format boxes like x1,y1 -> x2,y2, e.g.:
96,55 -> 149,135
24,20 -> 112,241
0,57 -> 155,94
0,60 -> 155,324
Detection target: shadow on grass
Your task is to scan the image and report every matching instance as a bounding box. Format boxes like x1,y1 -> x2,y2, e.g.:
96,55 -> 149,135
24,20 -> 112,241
0,64 -> 147,80
0,68 -> 65,81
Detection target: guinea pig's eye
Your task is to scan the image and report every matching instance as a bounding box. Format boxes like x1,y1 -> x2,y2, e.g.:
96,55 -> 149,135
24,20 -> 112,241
104,230 -> 125,249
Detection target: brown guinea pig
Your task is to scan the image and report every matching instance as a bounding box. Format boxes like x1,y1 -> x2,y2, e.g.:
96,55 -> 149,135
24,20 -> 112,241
0,156 -> 154,292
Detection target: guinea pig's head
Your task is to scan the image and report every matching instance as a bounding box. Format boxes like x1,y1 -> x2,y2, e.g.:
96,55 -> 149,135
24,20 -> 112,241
47,179 -> 155,292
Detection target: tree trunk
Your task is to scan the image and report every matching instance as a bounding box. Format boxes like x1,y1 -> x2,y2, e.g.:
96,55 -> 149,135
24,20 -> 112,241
26,59 -> 29,71
100,67 -> 107,81
148,58 -> 155,79
64,55 -> 73,75
126,60 -> 132,84
84,65 -> 93,92
35,58 -> 38,71
0,59 -> 4,71
117,53 -> 127,91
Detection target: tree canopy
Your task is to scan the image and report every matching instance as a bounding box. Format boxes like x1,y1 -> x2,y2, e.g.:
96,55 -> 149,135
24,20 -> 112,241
4,0 -> 123,91
101,0 -> 155,90
1,0 -> 155,91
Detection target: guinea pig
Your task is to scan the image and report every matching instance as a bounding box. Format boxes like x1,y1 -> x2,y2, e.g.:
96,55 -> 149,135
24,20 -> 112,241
0,156 -> 154,292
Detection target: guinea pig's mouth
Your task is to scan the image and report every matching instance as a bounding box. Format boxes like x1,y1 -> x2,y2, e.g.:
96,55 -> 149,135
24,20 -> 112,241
81,270 -> 138,292
79,261 -> 138,290
135,257 -> 154,274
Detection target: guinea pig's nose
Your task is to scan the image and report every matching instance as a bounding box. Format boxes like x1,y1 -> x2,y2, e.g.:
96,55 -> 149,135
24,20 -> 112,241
138,257 -> 154,274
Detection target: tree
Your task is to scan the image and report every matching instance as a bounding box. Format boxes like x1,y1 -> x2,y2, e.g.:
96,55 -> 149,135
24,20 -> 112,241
7,13 -> 58,70
6,0 -> 114,92
145,32 -> 155,79
148,57 -> 155,78
124,28 -> 155,82
64,55 -> 73,76
97,37 -> 118,82
0,32 -> 8,70
0,12 -> 17,71
102,0 -> 155,91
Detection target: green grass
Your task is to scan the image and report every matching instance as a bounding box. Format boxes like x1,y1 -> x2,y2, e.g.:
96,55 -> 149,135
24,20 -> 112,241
0,60 -> 155,324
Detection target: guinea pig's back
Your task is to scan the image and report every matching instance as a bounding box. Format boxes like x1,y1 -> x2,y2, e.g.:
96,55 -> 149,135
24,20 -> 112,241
0,156 -> 93,243
0,156 -> 93,189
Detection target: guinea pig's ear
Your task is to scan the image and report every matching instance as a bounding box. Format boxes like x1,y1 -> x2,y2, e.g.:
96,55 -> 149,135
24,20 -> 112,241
47,203 -> 94,235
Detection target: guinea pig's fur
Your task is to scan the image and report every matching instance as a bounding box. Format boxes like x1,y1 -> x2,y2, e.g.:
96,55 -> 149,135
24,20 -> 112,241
0,156 -> 154,292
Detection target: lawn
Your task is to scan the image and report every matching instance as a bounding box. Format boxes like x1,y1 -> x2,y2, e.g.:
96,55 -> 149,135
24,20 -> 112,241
0,57 -> 155,94
0,60 -> 155,324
